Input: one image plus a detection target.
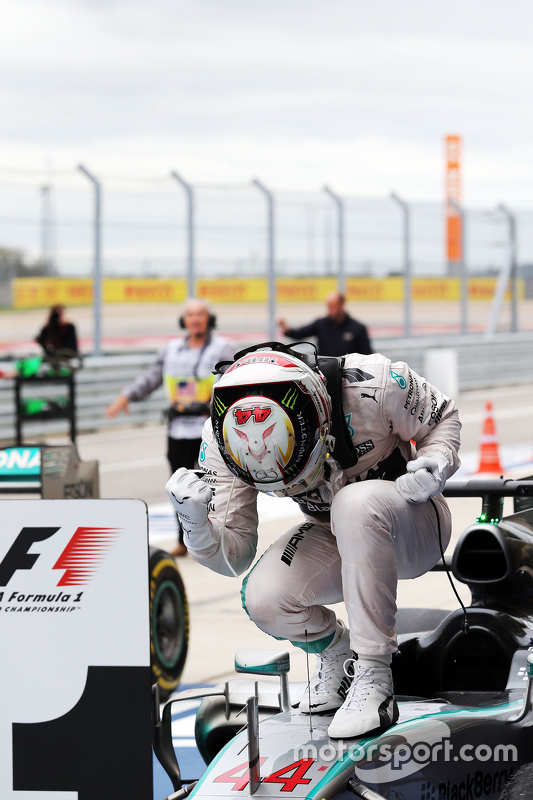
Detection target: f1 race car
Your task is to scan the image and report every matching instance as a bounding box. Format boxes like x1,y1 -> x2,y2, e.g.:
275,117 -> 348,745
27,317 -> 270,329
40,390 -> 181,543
153,477 -> 533,800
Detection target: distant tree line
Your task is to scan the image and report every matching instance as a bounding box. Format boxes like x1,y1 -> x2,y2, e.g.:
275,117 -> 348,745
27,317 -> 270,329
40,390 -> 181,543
0,247 -> 56,281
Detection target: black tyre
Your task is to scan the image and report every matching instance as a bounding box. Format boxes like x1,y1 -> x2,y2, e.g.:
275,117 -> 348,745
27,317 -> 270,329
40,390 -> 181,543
149,547 -> 189,700
499,763 -> 533,798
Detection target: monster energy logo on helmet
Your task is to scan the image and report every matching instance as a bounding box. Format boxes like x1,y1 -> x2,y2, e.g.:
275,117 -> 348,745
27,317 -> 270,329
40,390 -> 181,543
282,387 -> 298,410
284,464 -> 299,476
213,396 -> 227,416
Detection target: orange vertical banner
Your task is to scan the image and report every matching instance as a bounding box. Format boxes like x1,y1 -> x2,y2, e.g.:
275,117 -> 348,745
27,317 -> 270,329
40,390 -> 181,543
445,135 -> 462,262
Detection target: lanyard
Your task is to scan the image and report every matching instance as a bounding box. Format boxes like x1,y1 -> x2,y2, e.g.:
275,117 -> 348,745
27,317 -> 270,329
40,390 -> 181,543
178,334 -> 211,379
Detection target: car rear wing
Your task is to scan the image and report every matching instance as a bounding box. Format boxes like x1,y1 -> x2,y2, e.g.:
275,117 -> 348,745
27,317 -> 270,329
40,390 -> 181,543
444,477 -> 533,521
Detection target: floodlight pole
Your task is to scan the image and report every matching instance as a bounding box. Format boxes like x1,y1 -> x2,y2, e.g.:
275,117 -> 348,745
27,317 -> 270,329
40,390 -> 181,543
390,192 -> 412,338
78,164 -> 102,356
500,204 -> 518,333
323,186 -> 346,294
449,199 -> 468,335
171,171 -> 195,297
252,178 -> 276,341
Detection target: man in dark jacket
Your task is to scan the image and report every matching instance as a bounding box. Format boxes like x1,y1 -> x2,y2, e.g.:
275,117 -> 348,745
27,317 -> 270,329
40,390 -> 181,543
278,291 -> 372,356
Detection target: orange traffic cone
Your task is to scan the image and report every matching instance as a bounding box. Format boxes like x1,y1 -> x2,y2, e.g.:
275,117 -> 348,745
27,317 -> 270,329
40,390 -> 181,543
477,401 -> 504,474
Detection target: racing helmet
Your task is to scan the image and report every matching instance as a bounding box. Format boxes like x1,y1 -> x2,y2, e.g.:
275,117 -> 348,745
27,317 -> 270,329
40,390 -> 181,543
211,343 -> 332,496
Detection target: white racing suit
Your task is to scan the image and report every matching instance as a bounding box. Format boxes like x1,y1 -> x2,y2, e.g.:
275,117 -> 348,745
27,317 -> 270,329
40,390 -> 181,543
192,353 -> 461,657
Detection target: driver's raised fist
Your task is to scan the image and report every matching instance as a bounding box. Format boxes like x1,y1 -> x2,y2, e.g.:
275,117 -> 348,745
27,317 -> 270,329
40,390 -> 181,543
165,468 -> 215,550
395,455 -> 449,504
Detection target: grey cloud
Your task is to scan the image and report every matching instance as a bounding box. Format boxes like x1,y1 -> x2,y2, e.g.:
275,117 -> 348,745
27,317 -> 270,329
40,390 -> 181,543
0,1 -> 532,158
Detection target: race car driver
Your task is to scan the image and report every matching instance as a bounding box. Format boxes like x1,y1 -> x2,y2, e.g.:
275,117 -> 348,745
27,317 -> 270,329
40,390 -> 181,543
165,343 -> 461,738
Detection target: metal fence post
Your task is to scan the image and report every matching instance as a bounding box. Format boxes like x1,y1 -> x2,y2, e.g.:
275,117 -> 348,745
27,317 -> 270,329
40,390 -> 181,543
40,184 -> 53,271
323,186 -> 346,294
252,178 -> 276,341
500,204 -> 519,333
78,164 -> 102,356
171,171 -> 195,297
390,192 -> 412,338
450,199 -> 468,335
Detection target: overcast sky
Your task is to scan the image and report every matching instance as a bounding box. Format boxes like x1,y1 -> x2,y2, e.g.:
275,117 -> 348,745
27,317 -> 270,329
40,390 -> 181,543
2,0 -> 533,205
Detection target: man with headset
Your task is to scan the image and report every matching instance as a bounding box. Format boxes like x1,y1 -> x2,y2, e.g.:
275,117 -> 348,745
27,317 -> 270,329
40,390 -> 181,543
165,342 -> 460,736
106,298 -> 234,556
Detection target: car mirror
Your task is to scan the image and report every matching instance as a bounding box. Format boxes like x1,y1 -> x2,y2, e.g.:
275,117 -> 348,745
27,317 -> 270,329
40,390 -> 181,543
234,649 -> 291,712
234,649 -> 290,675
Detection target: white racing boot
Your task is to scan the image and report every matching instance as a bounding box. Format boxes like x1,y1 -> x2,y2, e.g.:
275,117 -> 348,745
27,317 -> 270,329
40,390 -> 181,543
327,658 -> 399,739
299,621 -> 353,714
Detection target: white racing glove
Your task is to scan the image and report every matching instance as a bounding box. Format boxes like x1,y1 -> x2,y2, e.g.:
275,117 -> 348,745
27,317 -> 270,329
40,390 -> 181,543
165,468 -> 216,550
395,455 -> 449,504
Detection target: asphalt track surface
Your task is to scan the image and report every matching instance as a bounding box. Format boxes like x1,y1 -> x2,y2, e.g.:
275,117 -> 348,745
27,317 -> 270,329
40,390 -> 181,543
1,299 -> 533,354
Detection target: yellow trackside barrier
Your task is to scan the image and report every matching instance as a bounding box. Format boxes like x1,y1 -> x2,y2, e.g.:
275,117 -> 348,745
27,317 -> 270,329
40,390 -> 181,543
412,278 -> 460,301
277,278 -> 338,302
347,277 -> 404,301
12,276 -> 525,309
409,277 -> 524,302
103,278 -> 187,304
196,278 -> 267,303
468,277 -> 524,301
13,277 -> 93,308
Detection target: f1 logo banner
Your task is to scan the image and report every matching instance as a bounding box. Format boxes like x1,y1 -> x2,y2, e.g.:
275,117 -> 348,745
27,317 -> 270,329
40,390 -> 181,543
0,499 -> 152,800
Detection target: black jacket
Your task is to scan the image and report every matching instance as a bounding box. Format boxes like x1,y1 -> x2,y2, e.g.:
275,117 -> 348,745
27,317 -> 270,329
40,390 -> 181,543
36,322 -> 79,354
285,314 -> 372,357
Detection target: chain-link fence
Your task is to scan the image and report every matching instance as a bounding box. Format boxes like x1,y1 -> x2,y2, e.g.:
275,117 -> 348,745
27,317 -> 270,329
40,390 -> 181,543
2,169 -> 532,277
1,165 -> 532,344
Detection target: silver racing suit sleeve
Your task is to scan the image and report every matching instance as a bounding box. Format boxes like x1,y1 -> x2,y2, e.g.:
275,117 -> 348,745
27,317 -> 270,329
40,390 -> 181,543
193,420 -> 260,577
383,360 -> 461,481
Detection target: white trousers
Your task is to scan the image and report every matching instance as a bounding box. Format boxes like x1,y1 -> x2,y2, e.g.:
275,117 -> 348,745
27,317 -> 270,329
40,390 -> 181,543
242,481 -> 451,656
